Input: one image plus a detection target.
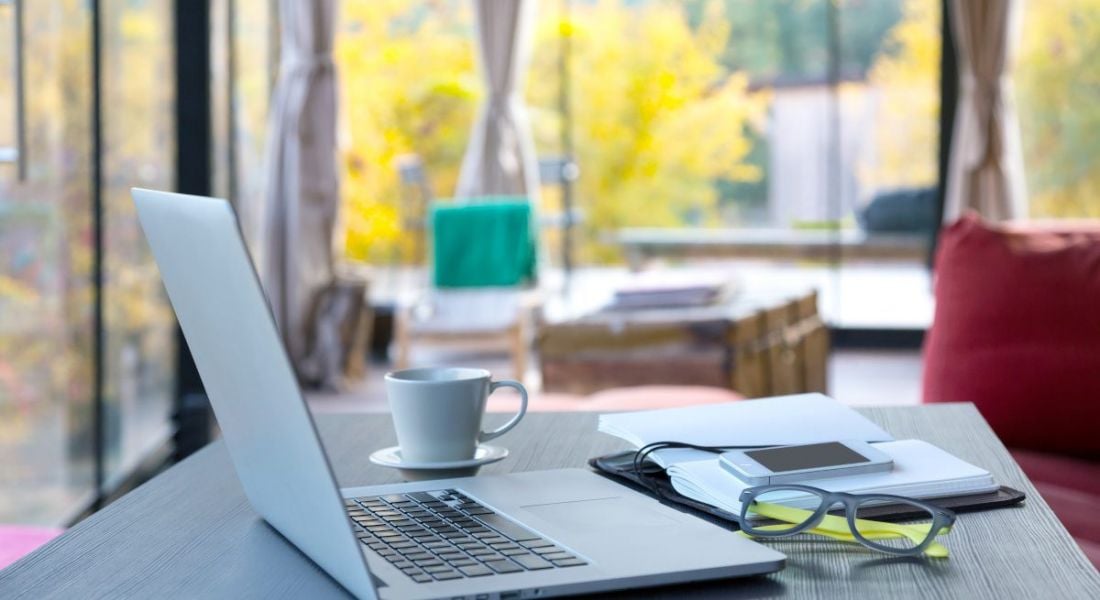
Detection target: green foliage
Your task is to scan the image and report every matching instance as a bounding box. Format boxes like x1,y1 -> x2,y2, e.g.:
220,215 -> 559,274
340,0 -> 766,264
1016,0 -> 1100,218
339,0 -> 479,264
688,0 -> 904,79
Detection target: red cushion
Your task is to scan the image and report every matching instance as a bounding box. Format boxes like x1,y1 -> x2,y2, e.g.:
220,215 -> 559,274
1011,449 -> 1100,569
923,214 -> 1100,457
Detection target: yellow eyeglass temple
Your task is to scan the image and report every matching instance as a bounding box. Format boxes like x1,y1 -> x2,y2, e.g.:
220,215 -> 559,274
737,501 -> 952,558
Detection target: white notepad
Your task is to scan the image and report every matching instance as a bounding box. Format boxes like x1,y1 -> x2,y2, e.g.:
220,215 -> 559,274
598,393 -> 895,467
666,439 -> 998,515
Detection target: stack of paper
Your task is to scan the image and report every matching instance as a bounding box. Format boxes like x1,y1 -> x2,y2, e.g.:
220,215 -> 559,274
598,393 -> 895,467
598,394 -> 997,513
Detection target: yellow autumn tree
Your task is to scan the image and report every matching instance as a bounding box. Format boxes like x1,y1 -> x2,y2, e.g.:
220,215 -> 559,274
338,0 -> 764,264
338,0 -> 480,264
866,0 -> 940,191
869,0 -> 1100,218
1015,0 -> 1100,218
528,0 -> 765,262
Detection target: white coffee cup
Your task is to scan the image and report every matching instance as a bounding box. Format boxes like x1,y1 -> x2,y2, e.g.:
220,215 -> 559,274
384,367 -> 528,463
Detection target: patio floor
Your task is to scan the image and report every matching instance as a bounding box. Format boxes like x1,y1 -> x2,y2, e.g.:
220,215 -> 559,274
306,348 -> 924,415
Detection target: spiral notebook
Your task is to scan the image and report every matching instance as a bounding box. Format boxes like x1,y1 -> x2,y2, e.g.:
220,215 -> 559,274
592,395 -> 1025,526
588,451 -> 1026,530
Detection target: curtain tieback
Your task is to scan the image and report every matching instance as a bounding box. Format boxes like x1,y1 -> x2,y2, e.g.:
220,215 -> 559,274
283,53 -> 335,73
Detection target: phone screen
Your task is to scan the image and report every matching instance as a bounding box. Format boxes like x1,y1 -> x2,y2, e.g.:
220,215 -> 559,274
744,442 -> 869,473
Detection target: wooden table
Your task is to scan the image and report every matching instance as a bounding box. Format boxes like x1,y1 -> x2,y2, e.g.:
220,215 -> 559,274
2,404 -> 1098,599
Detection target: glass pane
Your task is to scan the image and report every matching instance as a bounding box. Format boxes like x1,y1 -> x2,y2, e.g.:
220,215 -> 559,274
211,0 -> 232,199
331,1 -> 938,330
100,0 -> 176,487
232,0 -> 275,210
0,0 -> 96,524
337,0 -> 481,266
1016,0 -> 1100,218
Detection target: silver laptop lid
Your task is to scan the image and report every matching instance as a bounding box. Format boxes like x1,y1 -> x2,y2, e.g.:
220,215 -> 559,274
132,188 -> 377,599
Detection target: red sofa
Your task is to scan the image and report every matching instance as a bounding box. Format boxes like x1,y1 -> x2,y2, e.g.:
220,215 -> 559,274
923,214 -> 1100,568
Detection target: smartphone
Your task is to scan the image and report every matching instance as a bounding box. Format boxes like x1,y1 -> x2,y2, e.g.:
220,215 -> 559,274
719,441 -> 893,485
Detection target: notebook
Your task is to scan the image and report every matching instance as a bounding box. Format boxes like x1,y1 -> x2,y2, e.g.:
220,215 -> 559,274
667,439 -> 999,515
597,394 -> 1001,515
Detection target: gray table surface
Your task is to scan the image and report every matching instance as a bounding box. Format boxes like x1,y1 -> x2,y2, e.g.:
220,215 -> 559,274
2,403 -> 1099,599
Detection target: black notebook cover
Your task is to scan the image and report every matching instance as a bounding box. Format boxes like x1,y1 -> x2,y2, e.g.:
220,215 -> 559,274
589,450 -> 1026,531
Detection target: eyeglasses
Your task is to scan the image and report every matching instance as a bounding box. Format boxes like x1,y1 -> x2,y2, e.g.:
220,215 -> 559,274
739,485 -> 956,558
631,442 -> 956,558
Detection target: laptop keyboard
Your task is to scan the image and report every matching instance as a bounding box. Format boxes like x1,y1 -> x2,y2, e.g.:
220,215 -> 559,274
346,489 -> 588,584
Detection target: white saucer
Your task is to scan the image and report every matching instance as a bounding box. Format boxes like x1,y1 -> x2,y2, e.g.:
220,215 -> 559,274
369,445 -> 508,481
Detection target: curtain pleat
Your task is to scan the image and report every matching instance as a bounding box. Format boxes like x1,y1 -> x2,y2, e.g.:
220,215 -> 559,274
244,0 -> 340,369
455,0 -> 540,199
944,0 -> 1027,222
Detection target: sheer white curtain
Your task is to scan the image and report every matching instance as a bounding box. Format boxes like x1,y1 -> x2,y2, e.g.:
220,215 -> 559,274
944,0 -> 1027,222
244,0 -> 340,368
455,0 -> 540,198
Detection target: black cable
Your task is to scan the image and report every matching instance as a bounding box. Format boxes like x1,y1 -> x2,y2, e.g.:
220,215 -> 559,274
630,441 -> 768,499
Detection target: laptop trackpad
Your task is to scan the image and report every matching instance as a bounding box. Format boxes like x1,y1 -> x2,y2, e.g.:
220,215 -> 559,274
522,497 -> 678,533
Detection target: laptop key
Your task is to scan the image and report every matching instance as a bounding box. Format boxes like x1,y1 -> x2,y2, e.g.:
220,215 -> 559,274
500,548 -> 531,557
429,570 -> 463,581
458,564 -> 493,577
449,559 -> 477,567
403,552 -> 434,561
552,558 -> 588,568
407,492 -> 436,503
541,552 -> 574,561
483,559 -> 524,574
511,555 -> 553,570
414,559 -> 444,568
473,514 -> 542,542
410,573 -> 433,583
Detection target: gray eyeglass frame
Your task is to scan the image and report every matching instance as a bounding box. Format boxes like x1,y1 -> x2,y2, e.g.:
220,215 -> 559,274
738,484 -> 957,556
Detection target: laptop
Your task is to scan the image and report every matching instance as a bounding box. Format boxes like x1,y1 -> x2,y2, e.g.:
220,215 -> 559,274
132,188 -> 785,600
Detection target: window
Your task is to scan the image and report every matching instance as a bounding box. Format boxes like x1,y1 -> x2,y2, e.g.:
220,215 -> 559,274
0,0 -> 97,525
1016,0 -> 1100,219
0,0 -> 179,525
335,1 -> 940,329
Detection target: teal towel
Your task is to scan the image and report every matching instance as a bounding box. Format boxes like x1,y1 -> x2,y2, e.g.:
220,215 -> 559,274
431,198 -> 536,288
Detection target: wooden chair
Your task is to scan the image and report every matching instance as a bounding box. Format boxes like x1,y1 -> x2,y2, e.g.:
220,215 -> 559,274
394,287 -> 538,380
393,193 -> 540,381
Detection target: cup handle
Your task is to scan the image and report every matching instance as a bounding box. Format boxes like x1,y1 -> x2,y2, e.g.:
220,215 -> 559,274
479,380 -> 528,443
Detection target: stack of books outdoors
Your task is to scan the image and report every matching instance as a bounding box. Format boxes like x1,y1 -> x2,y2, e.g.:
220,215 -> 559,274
609,271 -> 733,309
